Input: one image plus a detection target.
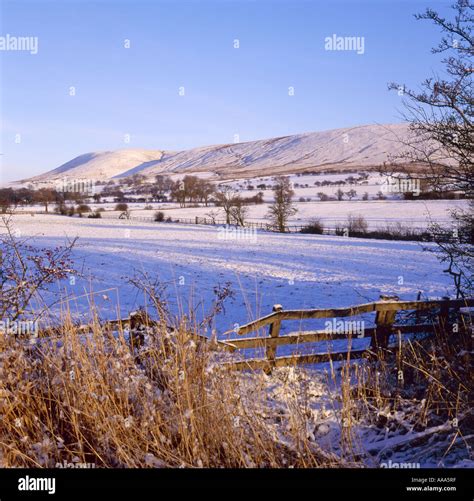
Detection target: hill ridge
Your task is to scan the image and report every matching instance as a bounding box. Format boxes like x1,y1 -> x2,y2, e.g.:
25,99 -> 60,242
20,123 -> 413,184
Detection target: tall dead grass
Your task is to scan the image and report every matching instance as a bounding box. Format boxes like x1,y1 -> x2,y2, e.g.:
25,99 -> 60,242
333,314 -> 473,465
1,301 -> 471,468
0,311 -> 346,468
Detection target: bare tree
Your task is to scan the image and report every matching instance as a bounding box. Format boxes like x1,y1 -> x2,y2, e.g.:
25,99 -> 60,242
214,185 -> 239,225
198,179 -> 215,207
387,0 -> 473,296
0,189 -> 13,213
155,175 -> 174,196
429,202 -> 473,298
131,173 -> 146,187
35,188 -> 56,213
170,180 -> 186,207
387,0 -> 473,196
205,209 -> 220,224
170,175 -> 213,207
267,176 -> 297,232
229,199 -> 248,226
335,188 -> 345,201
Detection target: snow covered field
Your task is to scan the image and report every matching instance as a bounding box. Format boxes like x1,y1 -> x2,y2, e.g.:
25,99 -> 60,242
16,199 -> 464,230
11,166 -> 467,231
125,199 -> 465,229
3,211 -> 470,471
224,171 -> 391,200
7,213 -> 455,336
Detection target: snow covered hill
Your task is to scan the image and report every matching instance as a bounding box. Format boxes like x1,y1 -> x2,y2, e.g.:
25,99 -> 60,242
23,149 -> 166,183
21,123 -> 418,184
135,123 -> 413,180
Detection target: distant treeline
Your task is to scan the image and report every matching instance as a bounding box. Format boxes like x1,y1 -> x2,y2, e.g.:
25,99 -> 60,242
0,175 -> 266,213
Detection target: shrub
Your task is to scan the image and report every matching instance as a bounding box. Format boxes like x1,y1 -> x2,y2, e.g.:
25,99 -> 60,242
115,203 -> 128,212
300,219 -> 324,234
55,204 -> 76,217
347,214 -> 368,235
335,223 -> 347,236
154,211 -> 165,222
317,192 -> 330,201
55,204 -> 68,216
76,204 -> 91,216
368,222 -> 431,242
88,211 -> 102,219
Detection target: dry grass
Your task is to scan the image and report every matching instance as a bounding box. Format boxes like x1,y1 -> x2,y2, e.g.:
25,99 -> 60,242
0,304 -> 471,469
0,312 -> 348,468
333,317 -> 474,466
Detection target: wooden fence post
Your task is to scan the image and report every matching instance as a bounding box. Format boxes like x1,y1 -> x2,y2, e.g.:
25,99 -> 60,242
452,303 -> 462,335
265,304 -> 283,373
438,296 -> 451,333
416,290 -> 422,325
372,295 -> 398,353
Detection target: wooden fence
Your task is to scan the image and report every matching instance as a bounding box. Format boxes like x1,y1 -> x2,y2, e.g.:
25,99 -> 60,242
31,295 -> 473,373
219,295 -> 474,372
99,212 -> 440,240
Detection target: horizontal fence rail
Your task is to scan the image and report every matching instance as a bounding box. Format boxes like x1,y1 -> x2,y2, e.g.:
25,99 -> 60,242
32,314 -> 235,353
7,296 -> 472,374
220,296 -> 474,372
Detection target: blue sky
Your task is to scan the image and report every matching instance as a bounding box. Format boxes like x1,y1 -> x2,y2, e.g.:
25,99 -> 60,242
0,0 -> 451,182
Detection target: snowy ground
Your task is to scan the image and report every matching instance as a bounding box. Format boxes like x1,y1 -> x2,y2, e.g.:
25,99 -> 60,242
3,214 -> 470,469
224,171 -> 390,200
247,366 -> 473,468
6,213 -> 455,338
16,199 -> 465,230
125,199 -> 465,230
13,168 -> 467,231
